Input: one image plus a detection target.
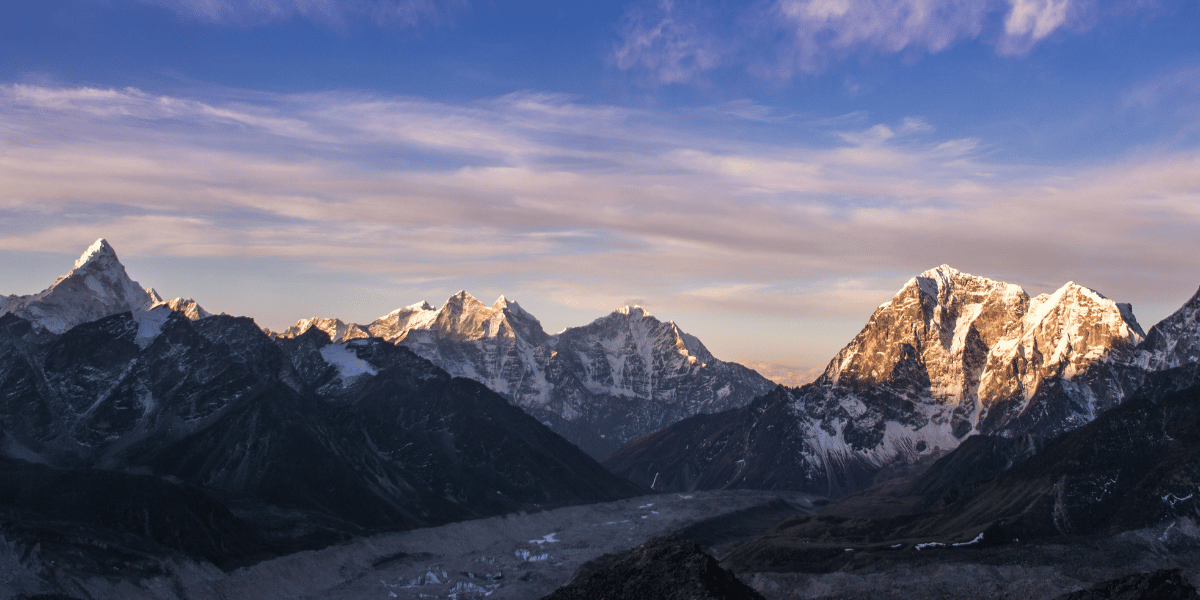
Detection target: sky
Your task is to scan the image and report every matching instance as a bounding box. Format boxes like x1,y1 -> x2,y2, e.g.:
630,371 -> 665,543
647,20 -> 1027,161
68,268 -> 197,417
1,0 -> 1199,385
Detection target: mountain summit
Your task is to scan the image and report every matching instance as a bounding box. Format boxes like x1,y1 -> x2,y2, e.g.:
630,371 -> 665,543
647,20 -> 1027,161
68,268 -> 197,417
820,265 -> 1144,437
0,238 -> 160,333
0,239 -> 214,334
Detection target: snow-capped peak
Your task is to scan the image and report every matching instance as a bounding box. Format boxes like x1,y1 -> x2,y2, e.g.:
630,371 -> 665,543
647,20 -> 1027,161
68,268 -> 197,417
491,294 -> 515,312
0,239 -> 159,334
615,305 -> 652,318
448,290 -> 478,305
368,300 -> 438,342
386,301 -> 435,316
917,263 -> 960,280
430,291 -> 548,343
155,297 -> 212,321
910,265 -> 1019,304
277,317 -> 371,344
822,264 -> 1142,427
73,238 -> 119,270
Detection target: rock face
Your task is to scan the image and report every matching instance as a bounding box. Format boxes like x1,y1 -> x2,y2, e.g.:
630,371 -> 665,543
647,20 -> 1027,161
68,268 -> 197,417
280,294 -> 776,458
605,266 -> 1189,500
1135,286 -> 1200,373
539,535 -> 765,600
819,265 -> 1144,439
0,242 -> 642,573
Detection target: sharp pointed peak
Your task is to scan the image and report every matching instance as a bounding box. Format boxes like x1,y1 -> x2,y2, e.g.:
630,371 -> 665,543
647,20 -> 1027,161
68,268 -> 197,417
447,290 -> 480,303
1047,280 -> 1111,303
73,238 -> 120,270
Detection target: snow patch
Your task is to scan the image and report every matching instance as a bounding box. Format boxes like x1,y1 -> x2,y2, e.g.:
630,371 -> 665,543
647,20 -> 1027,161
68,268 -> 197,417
514,549 -> 548,562
319,344 -> 378,381
133,305 -> 172,349
952,532 -> 985,547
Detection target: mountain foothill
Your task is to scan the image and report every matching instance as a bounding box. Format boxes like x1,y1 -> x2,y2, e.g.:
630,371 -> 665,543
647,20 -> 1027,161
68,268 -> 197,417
3,239 -> 1200,600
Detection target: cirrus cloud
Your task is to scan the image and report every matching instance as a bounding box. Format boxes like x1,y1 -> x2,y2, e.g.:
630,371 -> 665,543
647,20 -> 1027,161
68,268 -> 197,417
2,82 -> 1198,377
615,0 -> 1144,83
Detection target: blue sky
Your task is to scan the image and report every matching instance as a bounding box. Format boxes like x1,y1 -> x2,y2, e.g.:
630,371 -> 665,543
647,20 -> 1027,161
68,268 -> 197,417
2,0 -> 1199,383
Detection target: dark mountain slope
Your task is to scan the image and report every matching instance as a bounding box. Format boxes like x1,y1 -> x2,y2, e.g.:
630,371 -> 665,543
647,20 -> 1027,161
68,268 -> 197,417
288,295 -> 777,459
0,456 -> 265,571
722,379 -> 1200,574
0,307 -> 642,573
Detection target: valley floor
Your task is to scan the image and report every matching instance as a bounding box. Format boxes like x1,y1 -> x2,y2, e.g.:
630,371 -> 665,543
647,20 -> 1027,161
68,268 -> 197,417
1,490 -> 817,600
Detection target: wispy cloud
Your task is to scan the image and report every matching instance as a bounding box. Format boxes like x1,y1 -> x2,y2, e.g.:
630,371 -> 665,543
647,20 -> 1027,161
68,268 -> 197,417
135,0 -> 468,28
1125,65 -> 1200,109
2,82 -> 1199,375
614,0 -> 1137,82
612,0 -> 728,84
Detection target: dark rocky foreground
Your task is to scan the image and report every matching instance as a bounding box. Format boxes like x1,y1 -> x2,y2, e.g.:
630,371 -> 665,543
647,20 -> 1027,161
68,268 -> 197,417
541,378 -> 1200,599
696,379 -> 1200,599
540,536 -> 764,600
1052,569 -> 1200,600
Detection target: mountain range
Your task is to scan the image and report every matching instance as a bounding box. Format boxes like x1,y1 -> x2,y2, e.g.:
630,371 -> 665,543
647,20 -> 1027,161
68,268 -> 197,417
0,240 -> 641,577
6,239 -> 1200,599
604,265 -> 1200,499
276,290 -> 776,458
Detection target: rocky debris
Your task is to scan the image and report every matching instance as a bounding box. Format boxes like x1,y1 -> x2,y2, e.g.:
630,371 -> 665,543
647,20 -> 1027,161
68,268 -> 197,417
540,536 -> 765,600
1052,569 -> 1200,600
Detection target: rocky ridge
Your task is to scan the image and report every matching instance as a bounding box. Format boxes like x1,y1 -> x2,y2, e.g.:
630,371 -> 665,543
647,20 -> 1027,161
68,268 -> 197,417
279,293 -> 776,457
